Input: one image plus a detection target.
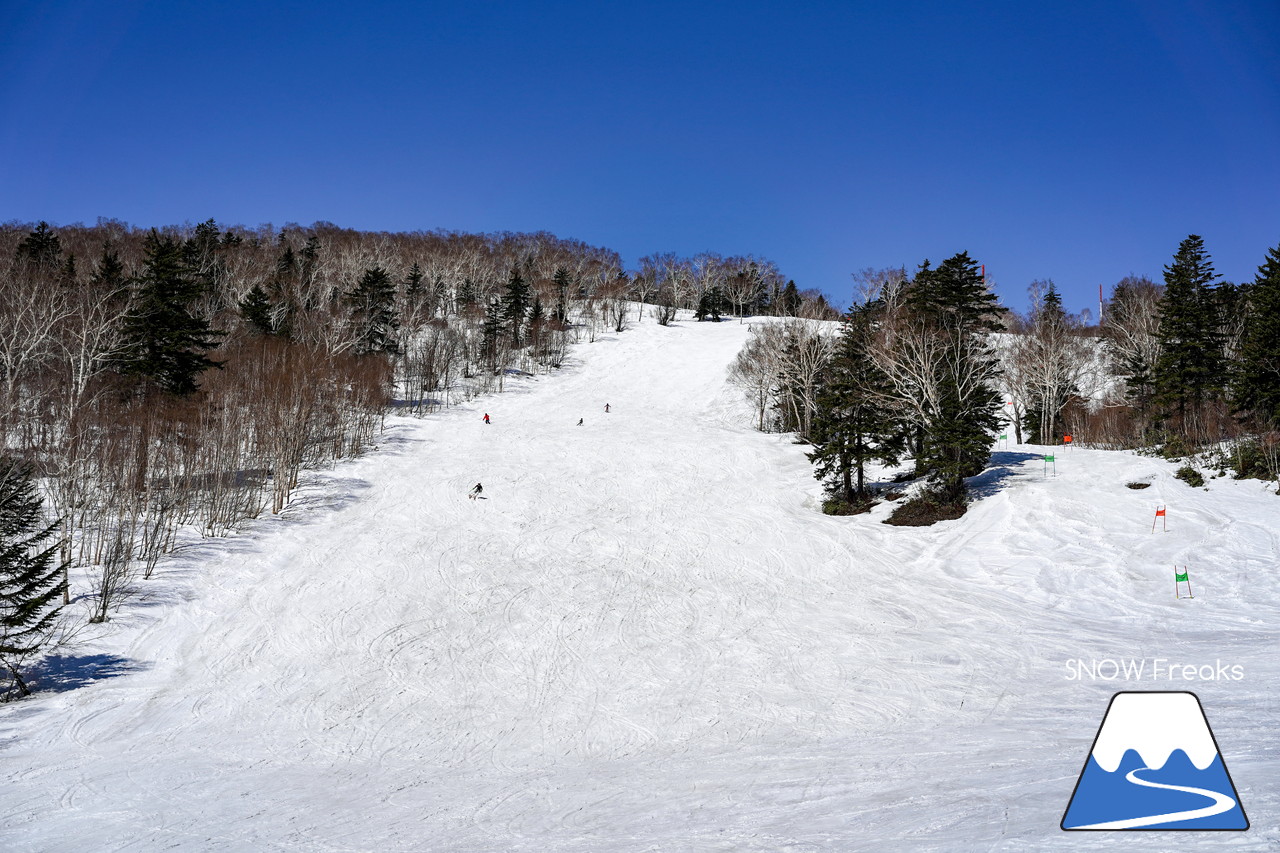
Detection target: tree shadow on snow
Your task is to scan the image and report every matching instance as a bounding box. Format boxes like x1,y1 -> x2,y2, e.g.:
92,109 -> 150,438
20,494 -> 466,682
966,451 -> 1043,499
27,653 -> 148,695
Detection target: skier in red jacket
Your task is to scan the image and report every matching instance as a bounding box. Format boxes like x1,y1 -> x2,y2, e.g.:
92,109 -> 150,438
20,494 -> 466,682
483,413 -> 490,424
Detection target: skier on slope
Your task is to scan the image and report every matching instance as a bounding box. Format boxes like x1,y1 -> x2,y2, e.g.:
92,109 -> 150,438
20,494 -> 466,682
483,413 -> 490,424
468,483 -> 483,500
604,403 -> 610,413
577,418 -> 583,426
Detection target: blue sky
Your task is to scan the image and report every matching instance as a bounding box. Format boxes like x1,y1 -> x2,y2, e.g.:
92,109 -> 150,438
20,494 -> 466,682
2,1 -> 1277,314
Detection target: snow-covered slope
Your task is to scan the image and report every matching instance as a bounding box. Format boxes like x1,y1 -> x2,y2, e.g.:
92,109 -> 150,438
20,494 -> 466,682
2,317 -> 1277,851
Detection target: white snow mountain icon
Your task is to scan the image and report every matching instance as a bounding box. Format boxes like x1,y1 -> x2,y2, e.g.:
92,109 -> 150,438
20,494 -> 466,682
1062,691 -> 1248,830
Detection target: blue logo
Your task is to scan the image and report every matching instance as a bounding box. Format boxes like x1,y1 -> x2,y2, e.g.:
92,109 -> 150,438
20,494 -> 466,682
1062,691 -> 1248,830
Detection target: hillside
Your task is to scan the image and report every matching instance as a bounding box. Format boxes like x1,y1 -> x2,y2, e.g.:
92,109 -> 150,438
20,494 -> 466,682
2,317 -> 1277,851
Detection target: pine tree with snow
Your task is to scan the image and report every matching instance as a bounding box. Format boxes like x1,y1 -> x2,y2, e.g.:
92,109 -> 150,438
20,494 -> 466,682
0,458 -> 67,700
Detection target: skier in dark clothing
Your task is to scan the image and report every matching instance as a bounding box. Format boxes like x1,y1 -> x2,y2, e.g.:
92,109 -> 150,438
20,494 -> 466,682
468,483 -> 483,500
604,403 -> 610,413
577,418 -> 583,426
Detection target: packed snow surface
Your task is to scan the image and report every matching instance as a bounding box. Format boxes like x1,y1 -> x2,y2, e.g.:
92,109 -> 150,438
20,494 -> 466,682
2,317 -> 1277,851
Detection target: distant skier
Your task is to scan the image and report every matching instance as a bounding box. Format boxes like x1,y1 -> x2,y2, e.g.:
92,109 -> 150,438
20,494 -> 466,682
468,483 -> 483,500
577,418 -> 584,426
604,403 -> 610,413
483,413 -> 490,424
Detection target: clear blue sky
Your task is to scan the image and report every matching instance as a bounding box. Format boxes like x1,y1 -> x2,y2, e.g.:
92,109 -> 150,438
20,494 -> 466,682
3,1 -> 1278,314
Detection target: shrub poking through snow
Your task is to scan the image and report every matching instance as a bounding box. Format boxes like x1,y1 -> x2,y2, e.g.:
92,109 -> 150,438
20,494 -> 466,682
884,494 -> 966,526
1175,465 -> 1205,487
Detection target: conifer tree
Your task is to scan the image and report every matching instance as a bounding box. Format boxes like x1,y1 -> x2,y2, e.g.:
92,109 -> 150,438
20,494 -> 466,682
276,244 -> 297,279
903,252 -> 1002,499
552,267 -> 571,323
405,262 -> 425,298
502,266 -> 531,346
0,458 -> 67,700
481,297 -> 505,371
695,287 -> 724,321
1154,235 -> 1225,426
90,243 -> 126,291
346,266 -> 399,354
239,284 -> 277,336
809,303 -> 904,508
15,222 -> 62,271
779,280 -> 801,316
1232,241 -> 1280,427
116,231 -> 223,395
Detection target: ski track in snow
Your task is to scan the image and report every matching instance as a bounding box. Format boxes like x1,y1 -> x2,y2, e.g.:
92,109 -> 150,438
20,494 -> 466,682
2,317 -> 1277,851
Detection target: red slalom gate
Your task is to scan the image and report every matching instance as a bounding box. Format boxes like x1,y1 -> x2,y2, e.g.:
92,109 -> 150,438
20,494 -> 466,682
1152,505 -> 1167,533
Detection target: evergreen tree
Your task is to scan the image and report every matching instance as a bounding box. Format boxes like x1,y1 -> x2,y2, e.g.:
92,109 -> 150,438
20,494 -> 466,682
503,266 -> 531,346
779,280 -> 801,316
298,235 -> 320,291
15,222 -> 62,270
552,267 -> 572,322
239,284 -> 277,336
1232,241 -> 1280,426
346,266 -> 399,354
905,252 -> 1003,500
0,458 -> 67,699
276,244 -> 297,279
58,254 -> 78,287
405,262 -> 425,298
907,252 -> 1002,333
528,295 -> 545,328
457,277 -> 478,312
480,297 -> 505,371
90,243 -> 126,291
709,286 -> 723,321
809,303 -> 904,508
116,231 -> 223,395
1154,235 -> 1225,426
695,287 -> 723,321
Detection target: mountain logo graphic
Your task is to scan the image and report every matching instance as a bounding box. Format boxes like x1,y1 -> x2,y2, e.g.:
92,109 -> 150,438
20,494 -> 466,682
1062,691 -> 1248,830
